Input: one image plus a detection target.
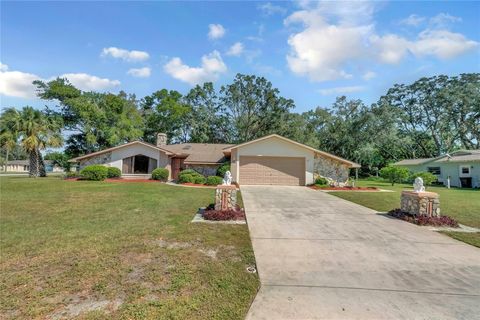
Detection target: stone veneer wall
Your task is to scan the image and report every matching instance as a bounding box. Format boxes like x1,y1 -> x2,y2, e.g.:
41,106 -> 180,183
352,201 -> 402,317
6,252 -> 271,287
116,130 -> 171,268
79,152 -> 112,169
313,154 -> 349,184
215,186 -> 237,211
401,191 -> 440,217
185,164 -> 219,177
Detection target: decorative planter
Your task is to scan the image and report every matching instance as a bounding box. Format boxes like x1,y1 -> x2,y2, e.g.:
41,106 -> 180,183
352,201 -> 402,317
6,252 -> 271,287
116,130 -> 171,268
400,191 -> 440,217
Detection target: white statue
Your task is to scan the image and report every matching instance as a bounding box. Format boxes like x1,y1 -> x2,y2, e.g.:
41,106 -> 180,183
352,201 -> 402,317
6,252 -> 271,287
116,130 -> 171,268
222,171 -> 232,185
413,177 -> 425,192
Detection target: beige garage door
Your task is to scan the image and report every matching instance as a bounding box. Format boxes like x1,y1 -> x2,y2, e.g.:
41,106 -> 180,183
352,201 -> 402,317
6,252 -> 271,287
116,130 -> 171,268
239,156 -> 305,186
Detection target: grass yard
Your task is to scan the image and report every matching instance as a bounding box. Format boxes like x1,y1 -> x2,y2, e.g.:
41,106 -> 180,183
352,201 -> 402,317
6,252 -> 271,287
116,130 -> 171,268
330,180 -> 480,247
0,177 -> 259,319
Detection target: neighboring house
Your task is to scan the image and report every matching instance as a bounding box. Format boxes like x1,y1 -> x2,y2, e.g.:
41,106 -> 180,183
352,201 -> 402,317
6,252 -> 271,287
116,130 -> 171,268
1,160 -> 64,173
393,150 -> 480,188
69,133 -> 360,186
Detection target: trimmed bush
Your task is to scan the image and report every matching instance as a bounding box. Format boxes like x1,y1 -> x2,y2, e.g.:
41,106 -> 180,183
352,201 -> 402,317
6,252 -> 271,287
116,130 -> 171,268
408,171 -> 437,185
178,174 -> 195,184
206,175 -> 223,186
315,177 -> 328,185
80,165 -> 108,181
107,167 -> 121,178
194,176 -> 207,185
380,165 -> 410,186
151,168 -> 169,181
216,163 -> 230,177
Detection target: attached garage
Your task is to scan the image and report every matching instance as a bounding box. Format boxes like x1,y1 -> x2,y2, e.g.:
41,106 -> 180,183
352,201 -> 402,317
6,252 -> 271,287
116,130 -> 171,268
239,156 -> 305,186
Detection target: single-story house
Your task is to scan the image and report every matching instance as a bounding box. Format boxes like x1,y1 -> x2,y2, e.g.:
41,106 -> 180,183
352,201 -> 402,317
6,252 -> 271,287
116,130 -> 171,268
1,160 -> 64,173
69,133 -> 360,186
393,150 -> 480,188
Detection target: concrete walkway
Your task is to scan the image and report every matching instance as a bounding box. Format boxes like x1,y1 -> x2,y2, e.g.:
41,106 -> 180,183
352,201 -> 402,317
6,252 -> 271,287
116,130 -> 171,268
241,186 -> 480,320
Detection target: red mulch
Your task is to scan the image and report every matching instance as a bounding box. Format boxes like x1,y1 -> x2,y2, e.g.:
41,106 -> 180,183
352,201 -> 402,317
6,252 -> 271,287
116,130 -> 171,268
65,177 -> 161,183
309,185 -> 379,191
179,182 -> 217,188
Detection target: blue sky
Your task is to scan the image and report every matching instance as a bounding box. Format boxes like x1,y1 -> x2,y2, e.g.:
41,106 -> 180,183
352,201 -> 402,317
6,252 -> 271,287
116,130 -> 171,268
1,1 -> 479,113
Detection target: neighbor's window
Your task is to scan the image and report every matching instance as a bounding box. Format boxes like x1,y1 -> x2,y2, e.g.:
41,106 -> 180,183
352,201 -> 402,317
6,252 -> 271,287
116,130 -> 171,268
461,167 -> 470,174
427,167 -> 441,175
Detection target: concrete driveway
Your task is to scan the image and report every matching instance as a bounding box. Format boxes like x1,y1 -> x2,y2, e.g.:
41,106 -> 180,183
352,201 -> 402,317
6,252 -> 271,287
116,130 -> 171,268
241,186 -> 480,320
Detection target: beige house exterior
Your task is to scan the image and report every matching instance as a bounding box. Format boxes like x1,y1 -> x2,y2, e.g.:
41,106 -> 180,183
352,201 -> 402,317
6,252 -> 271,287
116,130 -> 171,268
70,133 -> 360,185
1,160 -> 64,173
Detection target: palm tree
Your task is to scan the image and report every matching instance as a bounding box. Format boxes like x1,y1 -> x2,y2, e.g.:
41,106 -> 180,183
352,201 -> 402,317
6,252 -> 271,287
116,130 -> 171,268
0,107 -> 62,177
0,131 -> 18,172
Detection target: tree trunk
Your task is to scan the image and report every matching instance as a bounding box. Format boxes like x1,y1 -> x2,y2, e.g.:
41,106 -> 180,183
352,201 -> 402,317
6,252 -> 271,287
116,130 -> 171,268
29,150 -> 39,177
4,149 -> 8,172
38,150 -> 46,177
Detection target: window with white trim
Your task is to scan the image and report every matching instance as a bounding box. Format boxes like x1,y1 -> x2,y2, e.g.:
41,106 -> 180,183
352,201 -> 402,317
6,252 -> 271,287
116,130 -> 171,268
427,167 -> 441,175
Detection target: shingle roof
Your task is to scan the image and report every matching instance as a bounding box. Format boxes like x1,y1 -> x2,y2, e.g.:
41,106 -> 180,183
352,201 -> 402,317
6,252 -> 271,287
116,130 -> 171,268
394,150 -> 480,166
393,158 -> 434,166
162,143 -> 234,164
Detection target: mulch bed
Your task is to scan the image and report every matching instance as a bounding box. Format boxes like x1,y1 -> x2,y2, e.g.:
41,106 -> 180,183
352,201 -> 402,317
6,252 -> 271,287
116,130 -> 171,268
65,178 -> 162,183
178,182 -> 217,188
387,208 -> 459,227
203,205 -> 246,221
309,185 -> 379,191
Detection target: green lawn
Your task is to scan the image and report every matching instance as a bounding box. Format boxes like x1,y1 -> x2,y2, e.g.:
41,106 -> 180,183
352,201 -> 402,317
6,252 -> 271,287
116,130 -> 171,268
329,180 -> 480,247
0,177 -> 259,319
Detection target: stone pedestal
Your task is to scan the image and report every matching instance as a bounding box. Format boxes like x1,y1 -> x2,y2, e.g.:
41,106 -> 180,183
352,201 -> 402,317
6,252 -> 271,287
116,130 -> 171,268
215,185 -> 237,211
401,191 -> 440,217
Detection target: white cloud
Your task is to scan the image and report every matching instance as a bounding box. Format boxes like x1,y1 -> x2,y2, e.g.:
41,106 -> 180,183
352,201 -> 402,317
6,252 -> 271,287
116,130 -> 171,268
318,85 -> 364,96
164,50 -> 227,86
0,65 -> 121,98
259,2 -> 287,16
101,47 -> 149,62
285,3 -> 478,81
226,42 -> 244,56
58,73 -> 120,91
430,13 -> 462,27
363,71 -> 376,80
371,34 -> 411,64
0,69 -> 40,98
208,24 -> 226,40
285,4 -> 373,81
400,14 -> 426,27
411,29 -> 478,59
127,67 -> 151,78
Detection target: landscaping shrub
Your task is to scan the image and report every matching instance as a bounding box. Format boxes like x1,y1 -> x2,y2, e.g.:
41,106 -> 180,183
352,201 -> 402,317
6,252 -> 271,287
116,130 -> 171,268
380,165 -> 410,186
206,175 -> 223,186
203,207 -> 245,221
151,168 -> 169,181
216,162 -> 230,177
408,171 -> 437,185
107,167 -> 121,178
64,171 -> 79,179
178,174 -> 195,184
178,168 -> 203,181
388,208 -> 459,227
315,177 -> 328,185
194,176 -> 207,184
80,165 -> 108,181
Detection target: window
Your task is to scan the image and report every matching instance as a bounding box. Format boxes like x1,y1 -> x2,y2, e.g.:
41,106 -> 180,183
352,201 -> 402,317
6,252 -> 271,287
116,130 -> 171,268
427,167 -> 441,175
461,167 -> 470,174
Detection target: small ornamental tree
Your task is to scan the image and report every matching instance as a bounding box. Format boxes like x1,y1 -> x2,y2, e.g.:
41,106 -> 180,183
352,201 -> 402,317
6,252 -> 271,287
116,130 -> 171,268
380,165 -> 410,186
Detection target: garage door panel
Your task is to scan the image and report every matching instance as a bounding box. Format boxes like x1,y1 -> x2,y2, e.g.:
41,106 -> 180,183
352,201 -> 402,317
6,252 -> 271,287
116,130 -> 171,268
239,156 -> 305,186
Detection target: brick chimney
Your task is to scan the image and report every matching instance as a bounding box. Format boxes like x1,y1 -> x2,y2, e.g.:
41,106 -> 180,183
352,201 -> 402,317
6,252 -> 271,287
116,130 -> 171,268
156,133 -> 167,147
